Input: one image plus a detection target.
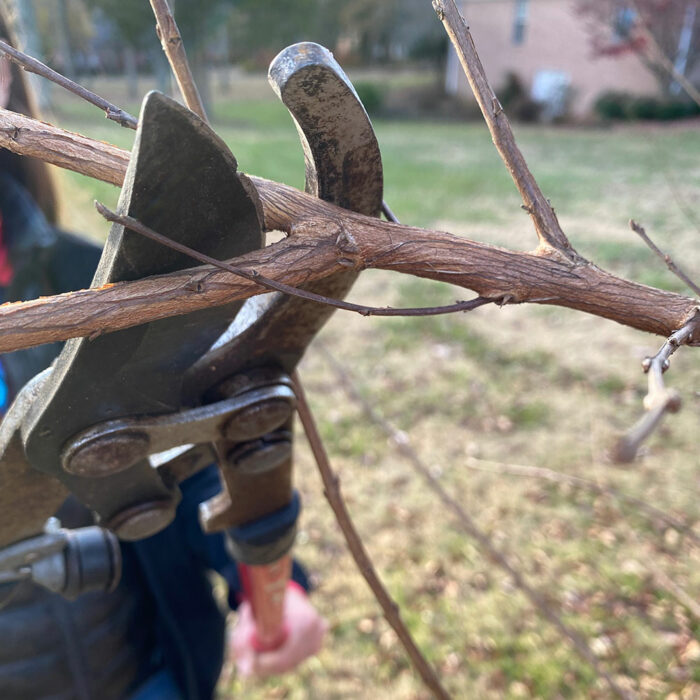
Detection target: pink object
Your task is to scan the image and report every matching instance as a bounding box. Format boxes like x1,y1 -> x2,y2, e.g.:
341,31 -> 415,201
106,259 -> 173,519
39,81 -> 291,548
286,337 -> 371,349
230,579 -> 328,678
238,557 -> 291,652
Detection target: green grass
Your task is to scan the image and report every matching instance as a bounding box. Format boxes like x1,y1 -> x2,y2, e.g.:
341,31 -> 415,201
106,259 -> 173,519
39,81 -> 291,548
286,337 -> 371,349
51,83 -> 700,700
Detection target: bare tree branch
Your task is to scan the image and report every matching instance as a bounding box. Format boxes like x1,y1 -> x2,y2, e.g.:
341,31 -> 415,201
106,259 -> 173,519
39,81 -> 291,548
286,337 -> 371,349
461,456 -> 698,545
318,345 -> 629,699
612,321 -> 696,463
646,562 -> 700,621
431,0 -> 578,259
291,371 -> 452,700
149,0 -> 207,121
628,0 -> 700,110
0,38 -> 137,129
0,107 -> 129,185
630,220 -> 700,297
98,203 -> 494,319
1,107 -> 698,353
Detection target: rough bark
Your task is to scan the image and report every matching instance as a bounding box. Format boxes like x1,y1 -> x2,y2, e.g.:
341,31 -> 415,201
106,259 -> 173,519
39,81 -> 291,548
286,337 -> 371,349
0,107 -> 698,354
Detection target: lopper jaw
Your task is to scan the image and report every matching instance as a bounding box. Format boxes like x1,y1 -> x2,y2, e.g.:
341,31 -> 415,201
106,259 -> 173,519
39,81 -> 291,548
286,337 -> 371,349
0,43 -> 384,596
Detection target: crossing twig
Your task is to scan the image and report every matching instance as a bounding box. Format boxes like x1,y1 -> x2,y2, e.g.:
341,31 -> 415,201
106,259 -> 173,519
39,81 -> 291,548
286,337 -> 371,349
292,371 -> 452,700
612,320 -> 697,463
320,344 -> 630,699
0,38 -> 137,128
149,0 -> 207,121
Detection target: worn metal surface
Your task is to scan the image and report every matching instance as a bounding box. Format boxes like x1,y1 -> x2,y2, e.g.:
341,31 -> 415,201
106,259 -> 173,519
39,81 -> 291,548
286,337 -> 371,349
20,91 -> 264,538
0,370 -> 67,548
195,42 -> 384,532
61,383 -> 296,477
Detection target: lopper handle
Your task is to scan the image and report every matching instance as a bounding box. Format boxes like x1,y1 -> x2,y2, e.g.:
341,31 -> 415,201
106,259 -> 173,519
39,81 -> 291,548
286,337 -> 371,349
238,555 -> 292,652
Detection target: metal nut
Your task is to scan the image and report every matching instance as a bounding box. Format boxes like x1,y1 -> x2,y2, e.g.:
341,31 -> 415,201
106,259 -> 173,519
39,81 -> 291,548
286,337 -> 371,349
223,398 -> 294,442
63,431 -> 150,477
227,434 -> 292,474
106,500 -> 176,541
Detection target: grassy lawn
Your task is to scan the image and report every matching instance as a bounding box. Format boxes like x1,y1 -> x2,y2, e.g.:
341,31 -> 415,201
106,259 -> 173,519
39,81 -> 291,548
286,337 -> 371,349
50,78 -> 699,699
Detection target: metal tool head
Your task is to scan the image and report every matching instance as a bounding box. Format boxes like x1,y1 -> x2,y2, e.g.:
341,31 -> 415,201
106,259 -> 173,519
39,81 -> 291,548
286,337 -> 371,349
20,91 -> 264,539
186,42 -> 384,399
268,42 -> 383,215
194,43 -> 385,533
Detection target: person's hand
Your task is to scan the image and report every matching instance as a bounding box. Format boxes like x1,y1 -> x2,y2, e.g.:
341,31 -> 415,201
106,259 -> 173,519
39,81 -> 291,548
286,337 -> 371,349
230,582 -> 327,678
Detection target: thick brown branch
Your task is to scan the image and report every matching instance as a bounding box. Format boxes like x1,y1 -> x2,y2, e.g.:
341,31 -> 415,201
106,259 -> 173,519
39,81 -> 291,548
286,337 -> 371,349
0,39 -> 137,129
0,107 -> 128,185
97,204 -> 494,318
292,372 -> 451,700
432,0 -> 577,259
0,108 -> 698,353
149,0 -> 207,122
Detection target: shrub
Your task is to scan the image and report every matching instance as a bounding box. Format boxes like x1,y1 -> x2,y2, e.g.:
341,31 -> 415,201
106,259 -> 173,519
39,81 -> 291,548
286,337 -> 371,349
627,96 -> 662,120
354,82 -> 384,115
594,91 -> 634,120
594,90 -> 700,121
497,72 -> 542,122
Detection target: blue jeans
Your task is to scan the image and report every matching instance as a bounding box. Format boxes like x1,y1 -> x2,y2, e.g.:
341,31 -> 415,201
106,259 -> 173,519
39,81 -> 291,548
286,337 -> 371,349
129,668 -> 183,700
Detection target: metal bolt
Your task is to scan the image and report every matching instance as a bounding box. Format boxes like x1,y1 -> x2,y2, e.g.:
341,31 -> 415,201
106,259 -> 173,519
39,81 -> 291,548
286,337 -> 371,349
106,500 -> 176,541
227,432 -> 292,474
63,431 -> 150,477
223,398 -> 294,442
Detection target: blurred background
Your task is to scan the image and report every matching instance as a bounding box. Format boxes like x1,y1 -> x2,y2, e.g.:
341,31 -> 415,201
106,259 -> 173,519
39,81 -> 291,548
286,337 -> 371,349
3,0 -> 700,697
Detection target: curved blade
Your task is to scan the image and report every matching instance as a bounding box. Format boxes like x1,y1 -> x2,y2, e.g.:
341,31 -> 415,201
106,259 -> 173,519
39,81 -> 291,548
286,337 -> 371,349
21,92 -> 264,530
192,43 -> 384,531
185,42 -> 383,397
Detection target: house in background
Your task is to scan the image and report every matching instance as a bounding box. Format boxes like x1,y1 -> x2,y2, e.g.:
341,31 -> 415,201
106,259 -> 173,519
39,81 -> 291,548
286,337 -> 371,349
445,0 -> 660,118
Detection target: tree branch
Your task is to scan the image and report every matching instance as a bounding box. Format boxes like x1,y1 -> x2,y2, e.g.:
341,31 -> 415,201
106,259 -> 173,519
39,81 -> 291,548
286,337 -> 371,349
431,0 -> 578,259
612,321 -> 696,463
149,0 -> 207,121
462,456 -> 698,546
292,371 -> 452,700
97,204 -> 494,319
0,107 -> 698,353
630,219 -> 700,297
0,39 -> 137,129
319,345 -> 629,699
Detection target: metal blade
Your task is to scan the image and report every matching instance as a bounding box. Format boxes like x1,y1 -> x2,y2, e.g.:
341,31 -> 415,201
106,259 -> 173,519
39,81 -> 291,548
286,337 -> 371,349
193,43 -> 384,531
21,92 -> 264,538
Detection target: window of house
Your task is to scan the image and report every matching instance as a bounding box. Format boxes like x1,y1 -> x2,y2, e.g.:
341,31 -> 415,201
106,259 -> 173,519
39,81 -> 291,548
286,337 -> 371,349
512,0 -> 529,45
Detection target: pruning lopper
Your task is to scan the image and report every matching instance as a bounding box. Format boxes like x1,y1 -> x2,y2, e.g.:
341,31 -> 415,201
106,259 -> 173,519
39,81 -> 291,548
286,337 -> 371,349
0,43 -> 383,648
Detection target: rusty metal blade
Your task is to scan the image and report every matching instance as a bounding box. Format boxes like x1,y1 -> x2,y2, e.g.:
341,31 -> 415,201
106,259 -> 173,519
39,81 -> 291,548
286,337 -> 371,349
19,92 -> 264,533
192,43 -> 383,532
185,42 -> 383,398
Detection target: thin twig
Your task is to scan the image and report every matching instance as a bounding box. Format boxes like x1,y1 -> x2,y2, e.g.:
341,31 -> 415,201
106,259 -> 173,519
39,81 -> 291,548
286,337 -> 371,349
149,0 -> 207,121
431,0 -> 578,260
630,220 -> 700,297
460,456 -> 698,546
291,371 -> 452,700
320,345 -> 629,699
647,563 -> 700,621
96,202 -> 494,319
612,321 -> 697,463
381,200 -> 400,224
0,38 -> 137,129
627,0 -> 700,110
